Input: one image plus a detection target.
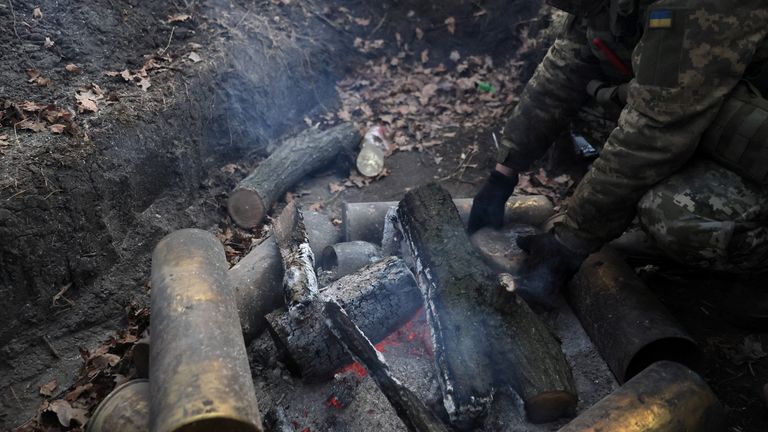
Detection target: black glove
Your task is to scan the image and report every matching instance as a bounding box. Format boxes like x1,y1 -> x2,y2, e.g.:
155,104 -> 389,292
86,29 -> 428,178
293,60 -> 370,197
468,171 -> 518,233
514,232 -> 588,306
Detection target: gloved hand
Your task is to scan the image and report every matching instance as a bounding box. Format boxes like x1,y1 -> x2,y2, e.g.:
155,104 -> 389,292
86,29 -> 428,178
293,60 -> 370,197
514,232 -> 588,306
468,170 -> 518,233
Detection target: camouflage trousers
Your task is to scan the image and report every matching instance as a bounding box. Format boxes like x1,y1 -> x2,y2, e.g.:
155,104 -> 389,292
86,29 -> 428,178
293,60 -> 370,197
638,158 -> 768,273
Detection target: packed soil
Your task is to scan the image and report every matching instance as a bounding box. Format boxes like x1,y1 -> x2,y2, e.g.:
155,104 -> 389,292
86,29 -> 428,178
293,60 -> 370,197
1,0 -> 766,431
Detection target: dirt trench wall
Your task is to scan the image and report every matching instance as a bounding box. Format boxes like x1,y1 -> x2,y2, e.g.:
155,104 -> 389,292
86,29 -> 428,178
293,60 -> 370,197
0,0 -> 548,426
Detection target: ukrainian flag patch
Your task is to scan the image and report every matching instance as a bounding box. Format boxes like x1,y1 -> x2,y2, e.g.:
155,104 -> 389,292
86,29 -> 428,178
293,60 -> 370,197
649,10 -> 673,28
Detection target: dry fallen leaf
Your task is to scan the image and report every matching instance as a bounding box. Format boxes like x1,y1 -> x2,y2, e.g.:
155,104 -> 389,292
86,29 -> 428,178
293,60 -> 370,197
187,52 -> 202,63
354,17 -> 371,26
32,7 -> 42,19
43,37 -> 54,49
445,17 -> 456,34
39,379 -> 58,397
420,49 -> 429,64
64,64 -> 82,73
309,202 -> 324,212
415,27 -> 424,40
137,77 -> 151,91
44,400 -> 88,428
329,182 -> 345,194
17,119 -> 47,132
332,218 -> 342,226
64,384 -> 93,402
167,14 -> 191,23
49,124 -> 66,134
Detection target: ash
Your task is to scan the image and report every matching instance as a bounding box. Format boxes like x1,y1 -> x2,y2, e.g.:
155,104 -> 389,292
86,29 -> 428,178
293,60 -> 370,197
248,300 -> 617,431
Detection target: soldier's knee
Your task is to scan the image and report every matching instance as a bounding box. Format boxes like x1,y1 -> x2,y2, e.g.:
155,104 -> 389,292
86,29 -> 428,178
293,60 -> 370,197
637,159 -> 768,272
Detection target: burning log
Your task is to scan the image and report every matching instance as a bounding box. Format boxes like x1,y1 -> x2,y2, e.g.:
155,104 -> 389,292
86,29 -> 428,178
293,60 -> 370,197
272,201 -> 320,313
231,209 -> 341,341
324,300 -> 450,432
228,123 -> 360,228
318,241 -> 383,281
397,184 -> 576,428
558,361 -> 724,432
150,229 -> 263,432
343,195 -> 554,244
567,248 -> 700,383
266,256 -> 422,381
88,380 -> 149,432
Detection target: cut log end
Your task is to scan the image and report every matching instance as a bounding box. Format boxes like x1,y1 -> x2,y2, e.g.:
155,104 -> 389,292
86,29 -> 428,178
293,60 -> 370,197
228,188 -> 266,228
524,391 -> 577,424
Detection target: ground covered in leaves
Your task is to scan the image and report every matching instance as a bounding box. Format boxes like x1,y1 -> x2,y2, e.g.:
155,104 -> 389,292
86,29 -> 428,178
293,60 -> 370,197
2,0 -> 767,431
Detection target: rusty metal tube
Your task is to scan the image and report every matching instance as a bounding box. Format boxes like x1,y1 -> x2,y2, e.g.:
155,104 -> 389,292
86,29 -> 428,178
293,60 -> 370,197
558,361 -> 724,432
342,195 -> 554,243
567,248 -> 700,383
150,229 -> 263,432
318,241 -> 382,279
231,209 -> 341,341
87,380 -> 150,432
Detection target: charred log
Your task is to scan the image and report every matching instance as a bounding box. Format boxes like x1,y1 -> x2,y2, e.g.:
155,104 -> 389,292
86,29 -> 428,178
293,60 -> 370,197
396,183 -> 576,427
273,201 -> 319,313
266,257 -> 422,382
324,300 -> 450,432
228,123 -> 360,228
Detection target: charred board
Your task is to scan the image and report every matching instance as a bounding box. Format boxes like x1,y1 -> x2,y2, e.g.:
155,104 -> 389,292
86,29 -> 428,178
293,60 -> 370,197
397,183 -> 576,427
228,123 -> 360,228
273,201 -> 319,314
266,257 -> 422,382
324,300 -> 450,432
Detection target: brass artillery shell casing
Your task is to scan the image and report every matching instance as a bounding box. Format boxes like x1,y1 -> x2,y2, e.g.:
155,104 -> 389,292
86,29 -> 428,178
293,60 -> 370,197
87,379 -> 150,432
558,361 -> 724,432
568,248 -> 700,383
150,229 -> 263,432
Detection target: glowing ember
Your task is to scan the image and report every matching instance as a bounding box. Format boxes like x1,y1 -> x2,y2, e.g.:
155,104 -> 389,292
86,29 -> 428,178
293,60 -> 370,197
336,307 -> 432,377
326,395 -> 344,409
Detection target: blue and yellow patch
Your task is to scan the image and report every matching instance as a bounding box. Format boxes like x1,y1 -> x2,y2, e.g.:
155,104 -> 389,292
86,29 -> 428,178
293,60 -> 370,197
649,10 -> 673,28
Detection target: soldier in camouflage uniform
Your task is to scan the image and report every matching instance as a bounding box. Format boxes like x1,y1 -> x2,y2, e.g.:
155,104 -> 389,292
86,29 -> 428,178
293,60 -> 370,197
468,0 -> 768,311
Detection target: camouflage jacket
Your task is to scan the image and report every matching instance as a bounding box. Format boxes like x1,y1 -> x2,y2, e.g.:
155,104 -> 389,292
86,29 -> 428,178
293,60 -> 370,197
500,0 -> 768,252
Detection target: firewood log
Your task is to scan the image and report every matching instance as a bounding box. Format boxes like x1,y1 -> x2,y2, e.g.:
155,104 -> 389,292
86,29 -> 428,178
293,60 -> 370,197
228,123 -> 360,227
396,183 -> 576,427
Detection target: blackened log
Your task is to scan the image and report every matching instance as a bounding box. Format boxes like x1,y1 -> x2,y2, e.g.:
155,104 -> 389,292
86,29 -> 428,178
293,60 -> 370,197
265,257 -> 422,382
231,209 -> 341,342
397,183 -> 576,427
228,123 -> 360,228
273,201 -> 319,313
324,300 -> 450,432
318,241 -> 383,282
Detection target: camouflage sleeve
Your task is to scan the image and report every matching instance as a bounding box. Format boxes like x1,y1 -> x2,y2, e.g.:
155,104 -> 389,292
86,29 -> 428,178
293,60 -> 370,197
558,2 -> 768,251
499,14 -> 602,170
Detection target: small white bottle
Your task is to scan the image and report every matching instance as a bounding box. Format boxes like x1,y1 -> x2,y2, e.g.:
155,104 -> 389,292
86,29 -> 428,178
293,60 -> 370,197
356,126 -> 390,177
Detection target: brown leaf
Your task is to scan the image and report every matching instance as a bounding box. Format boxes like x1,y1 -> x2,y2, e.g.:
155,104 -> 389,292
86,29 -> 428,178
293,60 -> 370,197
420,49 -> 429,64
18,100 -> 47,112
64,64 -> 82,73
419,83 -> 438,106
137,77 -> 151,91
39,379 -> 58,397
45,400 -> 88,428
187,52 -> 202,63
49,124 -> 66,134
17,119 -> 47,132
25,68 -> 41,80
445,17 -> 456,34
88,353 -> 120,369
167,14 -> 191,23
309,202 -> 323,212
332,218 -> 342,226
415,27 -> 424,40
354,17 -> 371,26
32,7 -> 43,19
64,384 -> 93,402
329,182 -> 345,194
76,96 -> 97,113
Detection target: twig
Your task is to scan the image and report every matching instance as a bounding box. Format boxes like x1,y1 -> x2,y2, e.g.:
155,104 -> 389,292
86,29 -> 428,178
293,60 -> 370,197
10,385 -> 23,408
8,0 -> 20,40
368,13 -> 387,37
52,283 -> 74,307
42,335 -> 62,359
234,5 -> 252,30
159,27 -> 176,55
6,189 -> 26,200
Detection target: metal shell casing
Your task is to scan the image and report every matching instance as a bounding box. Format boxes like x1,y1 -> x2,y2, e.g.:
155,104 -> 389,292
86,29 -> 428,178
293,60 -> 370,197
150,229 -> 263,432
568,248 -> 700,383
558,361 -> 724,432
88,379 -> 150,432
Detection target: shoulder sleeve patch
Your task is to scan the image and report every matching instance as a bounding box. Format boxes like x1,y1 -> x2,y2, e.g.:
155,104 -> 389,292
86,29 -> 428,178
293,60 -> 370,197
649,10 -> 673,28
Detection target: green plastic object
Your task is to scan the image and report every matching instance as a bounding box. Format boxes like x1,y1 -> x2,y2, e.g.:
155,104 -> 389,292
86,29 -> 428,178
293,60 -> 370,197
475,81 -> 497,93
